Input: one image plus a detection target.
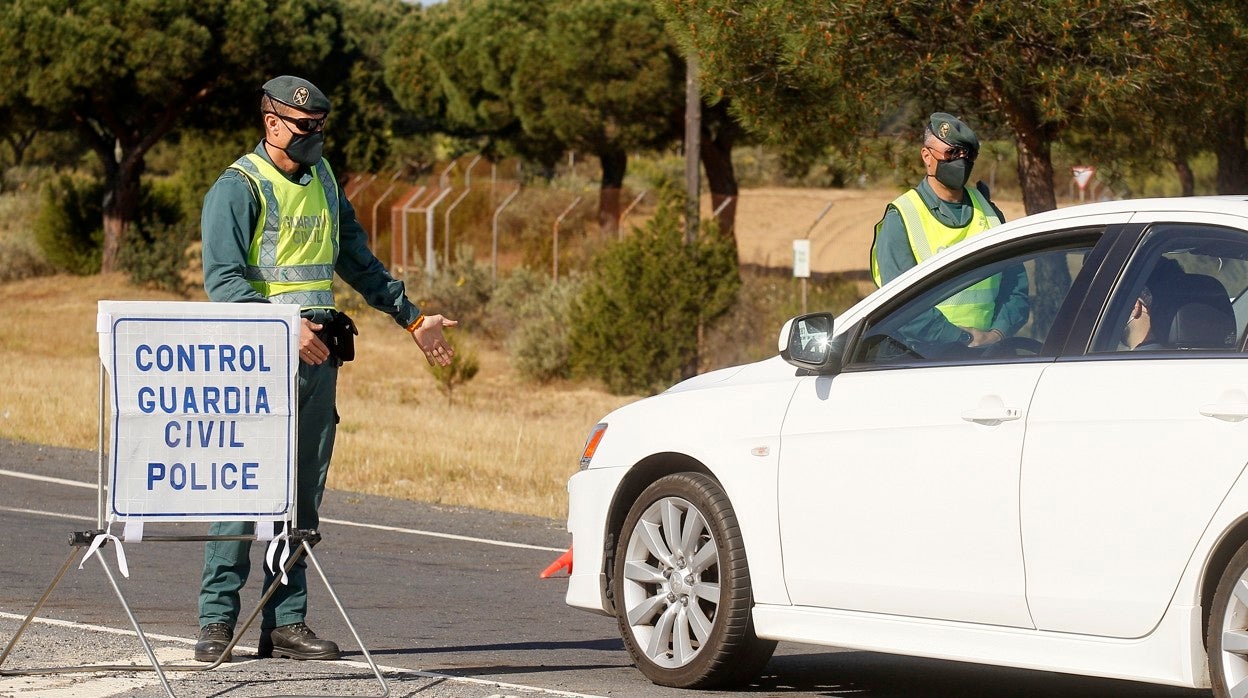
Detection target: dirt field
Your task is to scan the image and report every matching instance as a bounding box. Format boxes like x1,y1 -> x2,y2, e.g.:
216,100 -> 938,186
727,186 -> 1027,274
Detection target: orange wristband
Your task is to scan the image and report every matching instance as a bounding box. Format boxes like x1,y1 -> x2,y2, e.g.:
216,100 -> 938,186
405,314 -> 426,333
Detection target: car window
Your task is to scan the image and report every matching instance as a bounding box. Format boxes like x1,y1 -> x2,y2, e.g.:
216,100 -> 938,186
1091,224 -> 1248,353
848,240 -> 1096,368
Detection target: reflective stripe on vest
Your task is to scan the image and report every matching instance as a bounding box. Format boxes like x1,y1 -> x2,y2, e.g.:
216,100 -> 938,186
231,153 -> 340,309
872,186 -> 1002,329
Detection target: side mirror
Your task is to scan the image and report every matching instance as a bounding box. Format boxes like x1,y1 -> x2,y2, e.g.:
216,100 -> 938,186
778,312 -> 838,372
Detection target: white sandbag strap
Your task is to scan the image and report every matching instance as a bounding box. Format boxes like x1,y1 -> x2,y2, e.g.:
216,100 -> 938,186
79,524 -> 129,578
265,523 -> 292,585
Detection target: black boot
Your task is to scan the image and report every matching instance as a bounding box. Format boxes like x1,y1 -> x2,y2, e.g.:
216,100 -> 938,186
194,622 -> 233,662
258,622 -> 341,660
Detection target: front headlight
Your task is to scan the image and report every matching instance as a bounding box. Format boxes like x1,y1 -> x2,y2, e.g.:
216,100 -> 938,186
579,422 -> 608,470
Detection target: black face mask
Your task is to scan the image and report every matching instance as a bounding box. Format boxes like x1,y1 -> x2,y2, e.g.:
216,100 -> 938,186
280,131 -> 324,166
933,155 -> 973,191
267,118 -> 325,166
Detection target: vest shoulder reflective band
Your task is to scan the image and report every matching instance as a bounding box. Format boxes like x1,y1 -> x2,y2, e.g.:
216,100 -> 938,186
870,186 -> 1003,329
230,153 -> 340,309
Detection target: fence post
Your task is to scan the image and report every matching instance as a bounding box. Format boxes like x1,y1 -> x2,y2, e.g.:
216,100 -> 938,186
393,185 -> 428,272
444,155 -> 482,266
423,187 -> 454,278
345,172 -> 376,200
552,196 -> 583,282
367,170 -> 403,249
618,189 -> 649,239
492,186 -> 521,283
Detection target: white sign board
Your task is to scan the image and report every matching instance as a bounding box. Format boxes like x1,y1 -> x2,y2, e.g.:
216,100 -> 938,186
793,239 -> 812,278
98,301 -> 300,522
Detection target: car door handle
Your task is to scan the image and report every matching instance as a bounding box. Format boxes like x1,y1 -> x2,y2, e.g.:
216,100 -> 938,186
1199,403 -> 1248,422
961,407 -> 1021,424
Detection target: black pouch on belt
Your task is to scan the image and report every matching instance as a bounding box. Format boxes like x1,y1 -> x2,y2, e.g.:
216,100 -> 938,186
323,312 -> 358,364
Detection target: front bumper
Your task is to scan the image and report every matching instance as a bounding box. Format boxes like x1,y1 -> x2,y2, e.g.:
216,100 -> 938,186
565,465 -> 629,615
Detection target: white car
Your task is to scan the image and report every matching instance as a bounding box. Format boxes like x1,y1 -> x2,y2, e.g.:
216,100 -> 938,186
564,196 -> 1248,694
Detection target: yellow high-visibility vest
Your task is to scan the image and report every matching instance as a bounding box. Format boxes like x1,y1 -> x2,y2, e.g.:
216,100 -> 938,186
871,187 -> 1002,329
231,153 -> 340,309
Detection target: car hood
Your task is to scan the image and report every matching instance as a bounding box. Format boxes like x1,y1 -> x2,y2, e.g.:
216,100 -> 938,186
662,355 -> 796,394
588,354 -> 802,472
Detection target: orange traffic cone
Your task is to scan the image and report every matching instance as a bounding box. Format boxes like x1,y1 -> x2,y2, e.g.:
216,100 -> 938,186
540,547 -> 573,578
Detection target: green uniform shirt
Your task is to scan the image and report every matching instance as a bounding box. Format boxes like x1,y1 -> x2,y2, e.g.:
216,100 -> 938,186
201,142 -> 421,327
873,178 -> 1028,344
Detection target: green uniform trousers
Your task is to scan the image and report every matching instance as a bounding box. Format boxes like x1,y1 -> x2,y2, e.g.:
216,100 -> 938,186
198,358 -> 337,629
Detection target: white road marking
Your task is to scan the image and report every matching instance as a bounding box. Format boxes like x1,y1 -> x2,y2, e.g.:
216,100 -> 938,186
0,612 -> 605,698
0,468 -> 566,553
0,646 -> 191,698
0,467 -> 586,696
0,469 -> 96,490
0,506 -> 93,522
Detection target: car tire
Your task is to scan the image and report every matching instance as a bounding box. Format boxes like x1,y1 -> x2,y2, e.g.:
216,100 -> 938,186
1208,539 -> 1248,697
613,472 -> 776,688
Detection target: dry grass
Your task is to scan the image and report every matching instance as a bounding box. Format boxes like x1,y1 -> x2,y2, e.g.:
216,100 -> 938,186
0,185 -> 1026,518
0,273 -> 633,518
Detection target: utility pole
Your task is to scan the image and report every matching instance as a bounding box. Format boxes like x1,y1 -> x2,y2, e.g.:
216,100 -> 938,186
683,53 -> 702,381
684,53 -> 701,244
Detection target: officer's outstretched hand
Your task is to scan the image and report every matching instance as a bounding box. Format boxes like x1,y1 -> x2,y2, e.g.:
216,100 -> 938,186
411,314 -> 459,366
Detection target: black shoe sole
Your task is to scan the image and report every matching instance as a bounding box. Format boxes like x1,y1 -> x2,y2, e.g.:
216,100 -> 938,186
193,648 -> 232,663
259,645 -> 340,661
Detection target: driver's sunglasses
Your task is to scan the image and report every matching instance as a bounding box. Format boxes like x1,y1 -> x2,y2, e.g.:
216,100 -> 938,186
267,111 -> 327,133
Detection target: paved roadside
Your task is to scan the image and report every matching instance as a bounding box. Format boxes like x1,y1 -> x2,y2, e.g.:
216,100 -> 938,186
0,614 -> 605,698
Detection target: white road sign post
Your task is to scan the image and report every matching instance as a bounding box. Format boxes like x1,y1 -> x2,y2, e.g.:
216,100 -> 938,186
794,239 -> 812,314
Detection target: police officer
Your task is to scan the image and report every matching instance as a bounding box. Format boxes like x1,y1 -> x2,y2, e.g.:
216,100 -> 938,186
195,75 -> 457,662
870,112 -> 1028,348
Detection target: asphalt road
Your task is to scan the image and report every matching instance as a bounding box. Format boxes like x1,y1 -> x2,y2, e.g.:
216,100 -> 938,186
0,438 -> 1214,698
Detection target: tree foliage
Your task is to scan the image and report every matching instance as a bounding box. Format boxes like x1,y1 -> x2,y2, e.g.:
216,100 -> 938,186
658,0 -> 1200,214
570,186 -> 740,395
387,0 -> 687,237
0,0 -> 351,272
330,0 -> 419,173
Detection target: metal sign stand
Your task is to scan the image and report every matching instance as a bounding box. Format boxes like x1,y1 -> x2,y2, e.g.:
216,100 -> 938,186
0,360 -> 390,698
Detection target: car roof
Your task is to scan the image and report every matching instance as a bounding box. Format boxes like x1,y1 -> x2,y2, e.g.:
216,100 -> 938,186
1006,195 -> 1248,226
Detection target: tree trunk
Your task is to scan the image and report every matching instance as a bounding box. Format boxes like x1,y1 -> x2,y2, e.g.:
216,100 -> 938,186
1013,127 -> 1057,216
598,148 -> 627,239
1174,157 -> 1195,197
100,157 -> 142,274
1215,104 -> 1248,195
700,99 -> 740,254
1001,102 -> 1066,336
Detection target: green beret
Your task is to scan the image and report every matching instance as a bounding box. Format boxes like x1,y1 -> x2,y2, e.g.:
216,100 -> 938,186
928,112 -> 978,156
262,75 -> 330,114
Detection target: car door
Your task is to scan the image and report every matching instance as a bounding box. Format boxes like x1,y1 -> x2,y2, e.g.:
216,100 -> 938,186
1023,216 -> 1248,638
779,230 -> 1102,627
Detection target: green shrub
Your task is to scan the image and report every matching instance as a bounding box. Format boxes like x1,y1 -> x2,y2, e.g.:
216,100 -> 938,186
569,186 -> 740,395
702,270 -> 864,370
498,270 -> 583,382
34,174 -> 103,275
0,184 -> 55,282
484,266 -> 547,340
34,173 -> 193,290
414,244 -> 495,328
0,237 -> 56,282
117,179 -> 195,295
424,330 -> 480,404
